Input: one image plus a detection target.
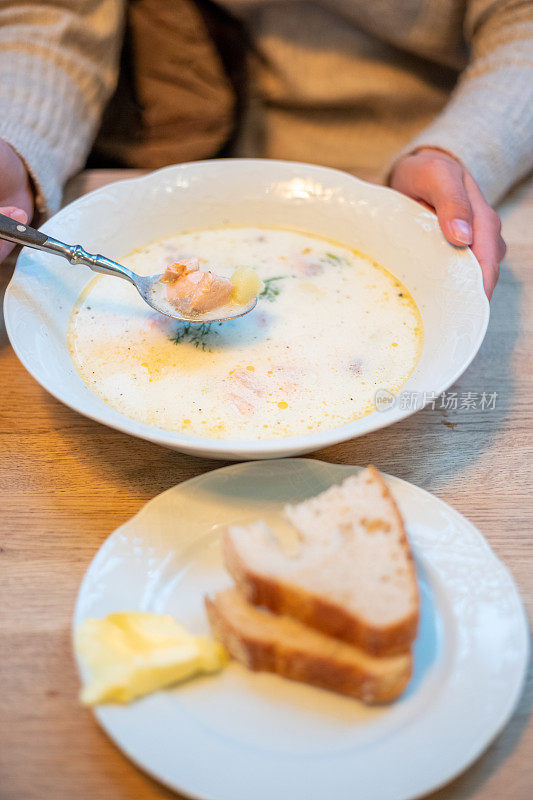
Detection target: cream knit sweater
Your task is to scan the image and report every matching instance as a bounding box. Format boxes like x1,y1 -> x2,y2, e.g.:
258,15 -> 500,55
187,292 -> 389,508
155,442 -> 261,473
0,0 -> 532,216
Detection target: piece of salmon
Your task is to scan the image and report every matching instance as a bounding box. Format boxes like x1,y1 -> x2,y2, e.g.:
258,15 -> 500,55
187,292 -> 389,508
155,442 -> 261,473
161,258 -> 200,284
227,368 -> 263,416
228,392 -> 256,416
293,257 -> 323,277
162,259 -> 233,315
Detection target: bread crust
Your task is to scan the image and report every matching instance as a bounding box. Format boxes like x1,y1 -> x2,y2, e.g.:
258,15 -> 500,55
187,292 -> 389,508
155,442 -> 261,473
223,466 -> 419,657
205,594 -> 413,704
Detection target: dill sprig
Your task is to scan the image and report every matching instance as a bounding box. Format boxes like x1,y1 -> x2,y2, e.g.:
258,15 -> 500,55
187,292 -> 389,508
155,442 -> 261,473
260,276 -> 287,302
321,252 -> 345,266
170,322 -> 218,350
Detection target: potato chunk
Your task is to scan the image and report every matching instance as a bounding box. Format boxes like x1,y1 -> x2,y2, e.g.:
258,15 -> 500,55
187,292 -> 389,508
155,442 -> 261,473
231,266 -> 264,305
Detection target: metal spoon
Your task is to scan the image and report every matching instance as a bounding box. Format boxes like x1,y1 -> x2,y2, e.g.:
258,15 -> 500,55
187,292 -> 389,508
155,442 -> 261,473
0,213 -> 257,323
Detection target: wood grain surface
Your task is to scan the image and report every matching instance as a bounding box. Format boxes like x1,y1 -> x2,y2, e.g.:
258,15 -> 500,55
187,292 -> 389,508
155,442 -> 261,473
1,169 -> 532,800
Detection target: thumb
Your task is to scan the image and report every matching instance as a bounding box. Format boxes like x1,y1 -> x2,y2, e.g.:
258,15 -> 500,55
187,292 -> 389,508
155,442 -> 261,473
393,153 -> 474,247
0,206 -> 29,263
418,160 -> 474,247
432,177 -> 474,247
1,205 -> 28,224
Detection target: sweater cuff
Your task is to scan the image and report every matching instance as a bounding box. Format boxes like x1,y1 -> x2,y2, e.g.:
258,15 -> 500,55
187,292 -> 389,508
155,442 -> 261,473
383,65 -> 533,206
0,117 -> 63,219
383,124 -> 509,207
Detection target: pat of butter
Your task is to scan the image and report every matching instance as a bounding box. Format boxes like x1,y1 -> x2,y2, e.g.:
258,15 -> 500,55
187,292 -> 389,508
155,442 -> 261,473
75,612 -> 227,705
231,266 -> 264,305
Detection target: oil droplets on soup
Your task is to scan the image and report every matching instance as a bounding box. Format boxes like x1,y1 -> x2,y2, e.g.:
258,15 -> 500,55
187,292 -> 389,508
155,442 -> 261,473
68,228 -> 423,440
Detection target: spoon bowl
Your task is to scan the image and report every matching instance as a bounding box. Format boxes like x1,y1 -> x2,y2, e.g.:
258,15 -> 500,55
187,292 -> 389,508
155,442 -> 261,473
0,213 -> 257,324
144,274 -> 257,322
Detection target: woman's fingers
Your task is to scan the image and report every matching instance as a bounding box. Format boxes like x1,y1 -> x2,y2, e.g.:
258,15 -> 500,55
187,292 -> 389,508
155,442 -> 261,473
0,206 -> 28,263
463,172 -> 505,300
390,148 -> 505,299
0,138 -> 34,265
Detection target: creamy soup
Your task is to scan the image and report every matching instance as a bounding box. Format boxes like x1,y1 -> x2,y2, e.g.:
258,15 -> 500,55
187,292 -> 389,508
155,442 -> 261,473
68,228 -> 423,440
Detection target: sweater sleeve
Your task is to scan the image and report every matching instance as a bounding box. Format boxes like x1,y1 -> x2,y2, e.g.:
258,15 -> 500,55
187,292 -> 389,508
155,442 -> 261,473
389,0 -> 533,205
0,1 -> 125,216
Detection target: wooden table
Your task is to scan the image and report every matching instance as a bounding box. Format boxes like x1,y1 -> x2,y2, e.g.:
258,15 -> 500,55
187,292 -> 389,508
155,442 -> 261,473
1,169 -> 532,800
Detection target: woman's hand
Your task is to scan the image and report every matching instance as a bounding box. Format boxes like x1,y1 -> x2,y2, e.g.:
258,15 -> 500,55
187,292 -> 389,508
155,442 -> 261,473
0,139 -> 34,263
390,148 -> 506,299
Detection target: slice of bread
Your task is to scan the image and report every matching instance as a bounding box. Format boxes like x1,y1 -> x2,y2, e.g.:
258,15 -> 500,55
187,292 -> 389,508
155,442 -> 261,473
223,466 -> 419,656
206,588 -> 413,704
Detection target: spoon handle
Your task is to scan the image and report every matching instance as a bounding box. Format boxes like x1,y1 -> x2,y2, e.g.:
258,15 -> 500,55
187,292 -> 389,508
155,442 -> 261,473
0,212 -> 48,249
0,212 -> 137,284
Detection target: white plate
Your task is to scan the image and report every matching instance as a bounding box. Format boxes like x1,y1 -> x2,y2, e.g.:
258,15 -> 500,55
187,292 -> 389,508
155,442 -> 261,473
5,159 -> 489,460
73,459 -> 528,800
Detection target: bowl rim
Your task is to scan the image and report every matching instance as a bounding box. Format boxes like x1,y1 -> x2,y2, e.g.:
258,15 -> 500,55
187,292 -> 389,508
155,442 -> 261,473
4,158 -> 490,457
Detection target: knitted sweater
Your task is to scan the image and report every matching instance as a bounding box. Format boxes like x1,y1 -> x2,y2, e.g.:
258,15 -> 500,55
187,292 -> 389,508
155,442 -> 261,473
0,0 -> 532,215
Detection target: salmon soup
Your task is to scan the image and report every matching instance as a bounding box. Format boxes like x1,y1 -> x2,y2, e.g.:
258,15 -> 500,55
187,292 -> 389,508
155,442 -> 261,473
67,228 -> 423,440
